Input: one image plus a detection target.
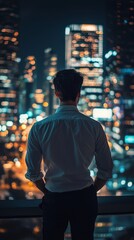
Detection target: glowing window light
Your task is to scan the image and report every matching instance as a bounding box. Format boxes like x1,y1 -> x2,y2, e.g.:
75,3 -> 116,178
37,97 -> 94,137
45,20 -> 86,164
27,56 -> 34,61
43,102 -> 49,107
65,27 -> 70,35
94,63 -> 100,67
81,24 -> 98,31
11,37 -> 17,42
113,182 -> 118,188
14,31 -> 19,36
113,51 -> 117,56
89,95 -> 97,100
15,58 -> 21,63
20,114 -> 28,119
32,103 -> 38,108
120,166 -> 125,173
127,181 -> 133,187
1,101 -> 8,106
14,158 -> 18,162
121,180 -> 126,185
6,121 -> 13,127
93,108 -> 112,120
47,76 -> 52,80
105,51 -> 112,59
3,162 -> 14,169
19,114 -> 28,123
15,161 -> 21,168
30,60 -> 35,65
0,75 -> 7,80
125,146 -> 129,151
21,124 -> 27,130
35,89 -> 42,93
1,125 -> 6,131
36,116 -> 43,121
51,57 -> 57,61
10,134 -> 16,141
125,135 -> 134,144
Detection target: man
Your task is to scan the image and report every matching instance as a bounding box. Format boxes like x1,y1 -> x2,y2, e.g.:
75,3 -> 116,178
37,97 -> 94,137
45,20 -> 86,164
25,69 -> 113,240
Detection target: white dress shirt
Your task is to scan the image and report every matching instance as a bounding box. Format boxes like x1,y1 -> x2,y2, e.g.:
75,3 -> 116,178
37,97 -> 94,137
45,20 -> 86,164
25,105 -> 113,192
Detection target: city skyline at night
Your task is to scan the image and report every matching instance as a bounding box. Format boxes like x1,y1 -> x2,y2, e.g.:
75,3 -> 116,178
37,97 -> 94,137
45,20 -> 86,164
19,0 -> 106,81
106,0 -> 134,158
0,0 -> 134,239
0,0 -> 134,199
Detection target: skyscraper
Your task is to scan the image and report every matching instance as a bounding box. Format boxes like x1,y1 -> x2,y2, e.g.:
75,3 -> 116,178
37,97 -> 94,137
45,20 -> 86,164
0,0 -> 19,128
65,24 -> 103,116
0,0 -> 20,167
105,0 -> 134,156
23,56 -> 37,114
44,48 -> 58,115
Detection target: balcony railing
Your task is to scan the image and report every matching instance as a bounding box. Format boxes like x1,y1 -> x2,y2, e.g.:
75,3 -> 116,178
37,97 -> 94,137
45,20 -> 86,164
0,196 -> 134,219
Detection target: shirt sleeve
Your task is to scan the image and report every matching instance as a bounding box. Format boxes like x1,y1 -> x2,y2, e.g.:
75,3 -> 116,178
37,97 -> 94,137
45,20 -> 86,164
95,123 -> 113,180
25,123 -> 44,182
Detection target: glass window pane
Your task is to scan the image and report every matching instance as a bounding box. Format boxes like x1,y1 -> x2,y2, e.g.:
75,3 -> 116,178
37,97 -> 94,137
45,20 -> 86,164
0,215 -> 134,239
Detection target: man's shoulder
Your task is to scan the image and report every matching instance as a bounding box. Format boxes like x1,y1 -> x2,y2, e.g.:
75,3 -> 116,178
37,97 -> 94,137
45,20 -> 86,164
33,114 -> 57,129
35,115 -> 54,125
78,111 -> 101,126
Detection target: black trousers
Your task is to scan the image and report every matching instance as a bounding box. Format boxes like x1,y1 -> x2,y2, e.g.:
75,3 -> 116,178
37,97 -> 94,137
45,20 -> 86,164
42,185 -> 98,240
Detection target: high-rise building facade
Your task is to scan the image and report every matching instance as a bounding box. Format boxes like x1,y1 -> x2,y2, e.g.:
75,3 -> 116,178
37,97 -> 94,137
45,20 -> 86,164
44,48 -> 58,116
19,56 -> 45,119
0,0 -> 20,168
23,56 -> 37,114
65,24 -> 103,116
105,0 -> 134,156
0,0 -> 19,129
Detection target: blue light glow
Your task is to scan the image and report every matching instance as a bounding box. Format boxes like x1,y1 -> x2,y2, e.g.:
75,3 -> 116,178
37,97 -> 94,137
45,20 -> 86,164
125,135 -> 134,144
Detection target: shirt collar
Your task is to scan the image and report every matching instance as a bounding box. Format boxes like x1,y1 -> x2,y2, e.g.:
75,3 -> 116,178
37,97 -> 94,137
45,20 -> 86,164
56,105 -> 79,113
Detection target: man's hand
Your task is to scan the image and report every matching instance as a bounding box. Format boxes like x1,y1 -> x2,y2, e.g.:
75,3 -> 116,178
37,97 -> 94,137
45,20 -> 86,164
94,176 -> 107,192
34,178 -> 46,194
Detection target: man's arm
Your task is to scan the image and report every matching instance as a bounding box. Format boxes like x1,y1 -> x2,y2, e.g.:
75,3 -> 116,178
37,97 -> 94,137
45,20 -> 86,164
94,123 -> 113,191
94,176 -> 107,192
34,178 -> 46,194
25,124 -> 45,191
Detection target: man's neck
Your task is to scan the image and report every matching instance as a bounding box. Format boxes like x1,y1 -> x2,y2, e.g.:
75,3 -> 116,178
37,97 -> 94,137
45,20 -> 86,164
60,100 -> 77,106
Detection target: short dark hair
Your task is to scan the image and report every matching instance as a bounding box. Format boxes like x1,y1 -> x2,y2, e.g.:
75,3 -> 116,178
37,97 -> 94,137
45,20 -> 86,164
53,69 -> 83,101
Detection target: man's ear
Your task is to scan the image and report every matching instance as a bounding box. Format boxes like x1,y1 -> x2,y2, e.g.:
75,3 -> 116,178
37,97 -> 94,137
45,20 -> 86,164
77,92 -> 80,98
75,92 -> 80,103
76,92 -> 80,99
55,90 -> 61,98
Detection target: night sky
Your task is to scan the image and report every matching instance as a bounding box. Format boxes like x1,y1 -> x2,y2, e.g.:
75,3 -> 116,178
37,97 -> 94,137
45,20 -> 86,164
19,0 -> 106,85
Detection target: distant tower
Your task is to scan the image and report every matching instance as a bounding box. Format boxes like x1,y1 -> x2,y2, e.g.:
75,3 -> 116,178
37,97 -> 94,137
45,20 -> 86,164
0,0 -> 20,139
23,56 -> 37,113
65,24 -> 103,116
19,55 -> 45,119
44,48 -> 58,115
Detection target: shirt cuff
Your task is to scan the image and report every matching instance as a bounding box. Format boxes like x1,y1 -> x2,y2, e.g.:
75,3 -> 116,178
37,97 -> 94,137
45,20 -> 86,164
25,171 -> 44,182
97,169 -> 112,180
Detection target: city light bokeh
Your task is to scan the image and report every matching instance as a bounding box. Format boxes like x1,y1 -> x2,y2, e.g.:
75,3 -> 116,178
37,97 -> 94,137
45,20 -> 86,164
0,0 -> 134,239
0,0 -> 134,202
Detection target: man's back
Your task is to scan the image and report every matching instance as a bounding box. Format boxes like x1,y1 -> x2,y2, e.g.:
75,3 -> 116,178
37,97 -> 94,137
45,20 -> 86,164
26,105 -> 112,192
